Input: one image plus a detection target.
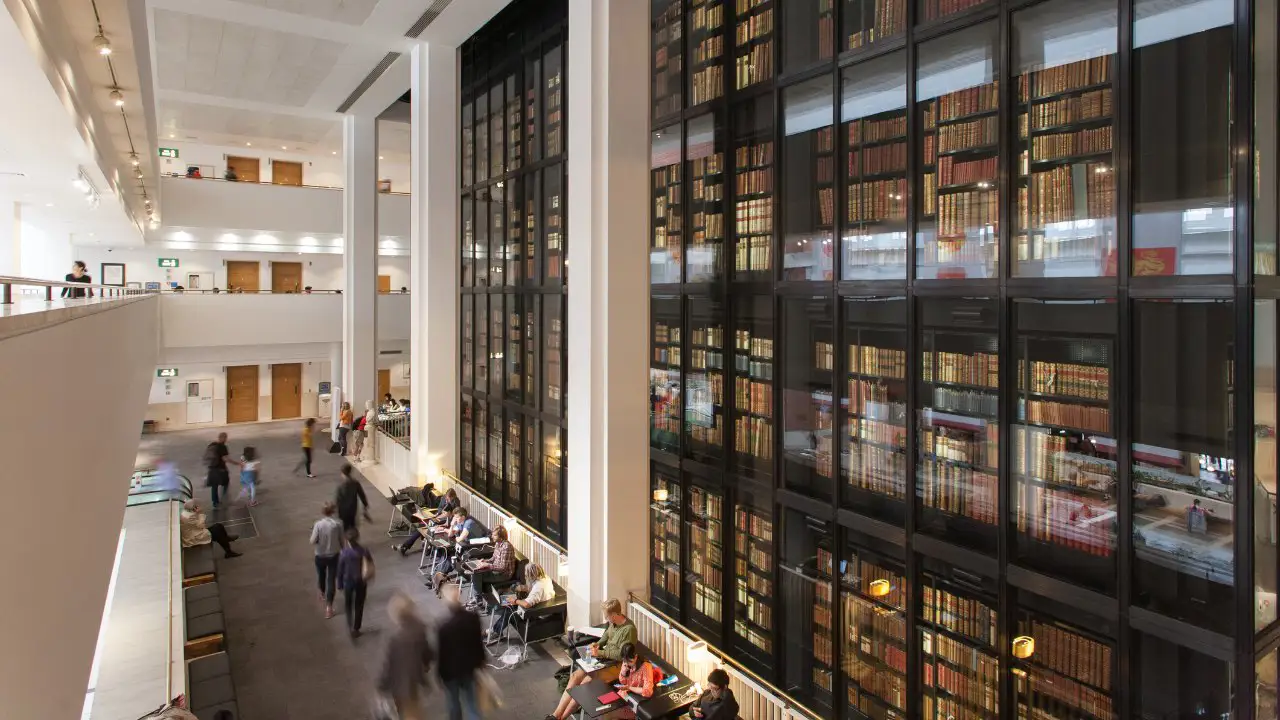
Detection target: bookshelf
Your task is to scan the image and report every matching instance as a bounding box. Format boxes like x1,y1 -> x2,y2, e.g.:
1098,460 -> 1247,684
734,299 -> 774,474
526,53 -> 541,164
462,397 -> 474,479
545,167 -> 564,282
507,299 -> 523,402
524,300 -> 538,398
688,114 -> 725,282
651,301 -> 683,454
921,0 -> 990,23
545,296 -> 563,414
1013,616 -> 1115,720
782,298 -> 835,501
475,401 -> 489,494
489,405 -> 504,489
651,471 -> 682,615
491,187 -> 506,287
506,75 -> 522,171
734,137 -> 775,277
920,574 -> 1000,720
476,194 -> 491,288
690,0 -> 725,106
462,101 -> 474,189
490,293 -> 505,394
783,111 -> 835,281
653,133 -> 684,284
688,485 -> 725,630
845,108 -> 909,278
687,301 -> 726,460
462,296 -> 474,389
490,83 -> 505,179
844,0 -> 904,52
523,415 -> 539,526
734,0 -> 774,90
476,91 -> 490,185
525,174 -> 539,282
506,416 -> 522,511
653,0 -> 683,119
542,424 -> 564,539
841,548 -> 907,719
476,293 -> 490,389
846,320 -> 909,516
507,181 -> 523,284
781,511 -> 835,713
544,45 -> 564,157
463,196 -> 476,287
734,502 -> 775,670
782,0 -> 835,70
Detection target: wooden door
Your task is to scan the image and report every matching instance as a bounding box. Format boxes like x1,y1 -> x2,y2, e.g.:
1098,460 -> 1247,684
378,274 -> 392,294
271,363 -> 302,419
226,156 -> 260,182
272,261 -> 303,293
226,261 -> 260,292
378,368 -> 391,401
226,365 -> 259,424
272,160 -> 303,186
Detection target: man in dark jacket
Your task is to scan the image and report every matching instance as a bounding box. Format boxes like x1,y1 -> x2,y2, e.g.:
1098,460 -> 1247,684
690,668 -> 739,720
204,432 -> 231,508
335,464 -> 371,530
436,585 -> 484,720
379,592 -> 434,720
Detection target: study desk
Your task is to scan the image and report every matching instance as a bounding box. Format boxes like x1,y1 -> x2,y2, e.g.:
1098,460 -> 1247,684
570,644 -> 697,720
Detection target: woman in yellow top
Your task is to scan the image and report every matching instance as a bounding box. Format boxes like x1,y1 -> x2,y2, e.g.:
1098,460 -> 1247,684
338,402 -> 354,456
294,417 -> 317,478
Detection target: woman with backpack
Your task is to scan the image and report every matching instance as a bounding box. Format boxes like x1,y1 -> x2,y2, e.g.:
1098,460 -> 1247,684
337,527 -> 374,638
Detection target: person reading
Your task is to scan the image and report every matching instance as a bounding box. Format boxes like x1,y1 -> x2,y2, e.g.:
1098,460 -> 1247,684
545,599 -> 637,720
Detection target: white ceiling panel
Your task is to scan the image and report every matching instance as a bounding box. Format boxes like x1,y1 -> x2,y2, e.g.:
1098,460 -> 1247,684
235,0 -> 383,26
162,100 -> 339,146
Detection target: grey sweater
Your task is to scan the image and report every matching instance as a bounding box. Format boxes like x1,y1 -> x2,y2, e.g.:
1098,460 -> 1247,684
310,516 -> 344,556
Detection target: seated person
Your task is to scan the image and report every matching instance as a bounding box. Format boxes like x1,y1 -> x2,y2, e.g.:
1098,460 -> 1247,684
431,507 -> 487,592
394,488 -> 459,555
546,599 -> 637,720
180,499 -> 241,559
690,669 -> 739,720
615,644 -> 660,701
486,562 -> 555,644
467,525 -> 516,605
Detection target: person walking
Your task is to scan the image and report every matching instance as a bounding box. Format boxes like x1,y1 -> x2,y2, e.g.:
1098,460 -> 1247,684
337,527 -> 373,638
378,592 -> 435,720
204,432 -> 231,509
338,402 -> 354,456
310,501 -> 343,619
61,260 -> 94,299
335,464 -> 372,531
181,499 -> 241,558
294,418 -> 316,478
437,584 -> 484,720
236,446 -> 261,506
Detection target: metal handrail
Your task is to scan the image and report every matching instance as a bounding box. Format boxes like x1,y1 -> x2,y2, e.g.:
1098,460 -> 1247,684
0,275 -> 157,304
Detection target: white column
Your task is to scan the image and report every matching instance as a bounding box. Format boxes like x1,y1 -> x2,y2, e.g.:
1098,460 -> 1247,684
329,341 -> 344,441
565,0 -> 651,628
409,42 -> 460,484
343,114 -> 378,418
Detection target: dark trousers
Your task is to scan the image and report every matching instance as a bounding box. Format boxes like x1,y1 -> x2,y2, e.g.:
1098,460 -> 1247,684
399,530 -> 423,552
315,554 -> 339,604
340,511 -> 357,531
491,605 -> 517,636
344,582 -> 367,633
207,467 -> 229,506
296,447 -> 312,474
338,427 -> 350,455
208,523 -> 234,556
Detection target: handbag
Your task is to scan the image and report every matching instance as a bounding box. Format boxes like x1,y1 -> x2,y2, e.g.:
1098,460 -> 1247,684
329,441 -> 342,454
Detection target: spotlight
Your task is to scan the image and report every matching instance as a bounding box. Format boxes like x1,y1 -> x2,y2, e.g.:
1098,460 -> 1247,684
94,33 -> 112,56
134,167 -> 143,179
129,153 -> 140,166
110,88 -> 124,107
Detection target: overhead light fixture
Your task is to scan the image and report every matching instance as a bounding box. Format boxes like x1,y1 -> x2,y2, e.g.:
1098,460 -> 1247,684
169,133 -> 175,139
110,88 -> 124,107
45,202 -> 54,208
379,156 -> 385,160
94,33 -> 112,56
1012,636 -> 1035,659
332,151 -> 337,155
246,142 -> 252,147
129,153 -> 139,166
281,145 -> 288,150
134,167 -> 143,179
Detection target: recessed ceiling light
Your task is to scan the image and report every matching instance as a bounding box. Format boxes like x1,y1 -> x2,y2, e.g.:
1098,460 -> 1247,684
332,151 -> 336,155
89,232 -> 95,237
379,156 -> 384,160
281,146 -> 287,150
45,202 -> 53,207
246,142 -> 252,147
168,133 -> 175,139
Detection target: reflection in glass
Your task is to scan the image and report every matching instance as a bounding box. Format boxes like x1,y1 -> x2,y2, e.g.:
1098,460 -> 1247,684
1260,647 -> 1279,720
543,424 -> 564,541
653,0 -> 683,118
1014,0 -> 1118,277
734,297 -> 774,476
842,51 -> 908,280
920,0 -> 990,24
687,114 -> 726,283
782,298 -> 835,501
920,562 -> 999,720
490,83 -> 504,179
490,294 -> 504,396
525,299 -> 539,404
545,167 -> 565,282
687,484 -> 725,635
734,0 -> 774,91
782,0 -> 835,71
506,180 -> 523,284
1013,592 -> 1116,720
1133,0 -> 1234,275
462,196 -> 475,286
689,0 -> 725,106
461,397 -> 473,480
733,489 -> 774,674
840,534 -> 907,718
844,0 -> 904,52
476,90 -> 489,184
651,297 -> 682,454
781,510 -> 835,714
490,185 -> 506,287
1134,632 -> 1233,718
545,295 -> 564,416
916,22 -> 1000,279
686,299 -> 726,461
506,295 -> 523,403
917,299 -> 1000,554
488,404 -> 503,495
782,77 -> 835,281
476,294 -> 490,390
461,295 -> 473,389
1132,300 -> 1235,633
650,468 -> 682,616
1258,0 -> 1278,276
1013,301 -> 1117,594
462,101 -> 474,188
652,125 -> 683,285
506,415 -> 521,511
844,298 -> 908,524
1258,300 -> 1278,631
475,193 -> 490,287
523,416 -> 540,527
545,45 -> 564,157
474,401 -> 489,495
734,96 -> 775,279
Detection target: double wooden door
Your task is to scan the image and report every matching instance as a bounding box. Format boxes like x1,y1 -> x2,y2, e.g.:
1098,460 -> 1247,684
226,156 -> 260,182
272,160 -> 303,186
226,365 -> 259,424
271,363 -> 302,419
226,261 -> 260,293
272,261 -> 303,293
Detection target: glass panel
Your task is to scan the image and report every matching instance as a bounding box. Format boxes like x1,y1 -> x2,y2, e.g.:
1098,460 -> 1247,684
687,114 -> 727,283
916,22 -> 1000,280
920,0 -> 991,24
650,467 -> 682,617
476,90 -> 489,184
734,0 -> 775,91
522,417 -> 540,526
783,77 -> 836,281
690,0 -> 725,106
1259,300 -> 1278,631
506,74 -> 522,171
543,424 -> 565,540
506,414 -> 521,512
490,185 -> 506,286
506,179 -> 523,285
687,483 -> 725,635
476,192 -> 490,287
652,297 -> 683,454
526,172 -> 540,284
462,196 -> 475,287
781,510 -> 835,714
844,297 -> 909,524
527,54 -> 542,164
1133,632 -> 1234,718
488,406 -> 503,500
687,298 -> 727,461
462,101 -> 474,188
461,396 -> 474,480
653,124 -> 684,285
1132,300 -> 1235,633
920,560 -> 1000,720
917,298 -> 1000,554
1260,647 -> 1279,720
1013,0 -> 1118,277
506,294 -> 523,403
782,297 -> 836,501
461,294 -> 474,389
1133,0 -> 1235,276
490,83 -> 504,179
654,0 -> 684,118
1257,0 -> 1278,276
842,51 -> 908,280
782,0 -> 835,72
475,400 -> 489,495
1013,590 -> 1117,720
1013,301 -> 1118,594
733,486 -> 775,674
733,96 -> 776,279
490,294 -> 504,396
545,45 -> 564,157
734,296 -> 774,476
525,298 -> 539,406
545,166 -> 565,283
840,530 -> 907,718
476,293 -> 490,390
844,0 -> 905,53
545,294 -> 564,416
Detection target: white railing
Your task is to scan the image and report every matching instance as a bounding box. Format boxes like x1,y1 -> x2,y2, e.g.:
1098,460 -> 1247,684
0,274 -> 155,303
437,474 -> 567,583
373,428 -> 411,481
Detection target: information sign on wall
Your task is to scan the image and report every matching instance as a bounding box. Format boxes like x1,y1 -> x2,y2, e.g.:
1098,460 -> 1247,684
158,147 -> 179,158
158,258 -> 179,268
157,368 -> 179,378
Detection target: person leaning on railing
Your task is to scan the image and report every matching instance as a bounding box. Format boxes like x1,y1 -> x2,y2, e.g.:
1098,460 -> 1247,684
61,260 -> 94,298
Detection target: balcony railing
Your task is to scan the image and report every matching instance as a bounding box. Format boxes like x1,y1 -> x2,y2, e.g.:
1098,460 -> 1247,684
1,275 -> 155,304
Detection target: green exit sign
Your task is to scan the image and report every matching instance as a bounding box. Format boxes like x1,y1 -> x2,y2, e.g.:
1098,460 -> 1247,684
158,258 -> 179,268
158,147 -> 179,158
157,368 -> 179,378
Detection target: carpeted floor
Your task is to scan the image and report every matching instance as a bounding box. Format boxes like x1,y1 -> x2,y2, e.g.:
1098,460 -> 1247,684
139,421 -> 567,720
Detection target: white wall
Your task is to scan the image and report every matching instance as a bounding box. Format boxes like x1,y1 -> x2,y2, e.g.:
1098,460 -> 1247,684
18,215 -> 73,283
162,140 -> 411,193
0,298 -> 158,720
159,293 -> 411,347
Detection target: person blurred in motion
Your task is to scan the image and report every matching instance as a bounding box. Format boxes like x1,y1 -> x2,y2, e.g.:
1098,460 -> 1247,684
181,499 -> 241,558
61,260 -> 94,298
436,584 -> 484,720
546,598 -> 636,720
295,418 -> 317,478
236,446 -> 261,506
337,527 -> 373,638
204,432 -> 231,508
378,592 -> 434,720
486,562 -> 554,645
690,669 -> 739,720
338,402 -> 354,456
310,501 -> 343,619
335,463 -> 372,531
154,457 -> 182,495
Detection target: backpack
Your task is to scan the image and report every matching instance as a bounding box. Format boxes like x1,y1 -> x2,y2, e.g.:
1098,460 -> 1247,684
202,443 -> 220,468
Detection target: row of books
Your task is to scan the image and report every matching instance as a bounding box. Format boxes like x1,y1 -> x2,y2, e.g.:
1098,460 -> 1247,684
688,415 -> 724,447
818,186 -> 836,226
919,462 -> 998,523
735,617 -> 773,654
1022,620 -> 1113,691
1024,360 -> 1109,400
740,557 -> 772,596
848,178 -> 908,223
735,197 -> 773,236
846,657 -> 906,714
1019,165 -> 1115,229
847,556 -> 907,612
690,348 -> 724,372
940,115 -> 997,154
735,415 -> 773,458
933,189 -> 999,239
694,33 -> 722,65
850,141 -> 906,176
846,0 -> 905,51
737,588 -> 774,635
852,417 -> 906,448
931,82 -> 1000,124
1016,482 -> 1116,556
736,42 -> 775,90
736,330 -> 773,358
736,377 -> 772,416
1017,670 -> 1113,720
1023,399 -> 1111,434
736,140 -> 774,168
939,155 -> 997,187
851,344 -> 906,378
693,212 -> 725,242
736,505 -> 774,542
924,635 -> 999,715
1020,56 -> 1112,100
691,1 -> 724,35
1032,127 -> 1113,162
691,65 -> 725,106
814,341 -> 836,371
817,154 -> 836,185
692,580 -> 723,621
1024,88 -> 1112,131
734,355 -> 773,381
693,324 -> 725,348
737,167 -> 773,195
924,427 -> 997,468
735,236 -> 773,272
922,0 -> 989,22
1015,433 -> 1113,492
923,585 -> 998,647
923,350 -> 999,388
930,386 -> 998,418
850,115 -> 906,145
815,4 -> 836,62
851,381 -> 905,419
734,5 -> 772,44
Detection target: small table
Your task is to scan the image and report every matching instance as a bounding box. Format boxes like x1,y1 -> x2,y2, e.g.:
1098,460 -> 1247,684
569,678 -> 633,719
